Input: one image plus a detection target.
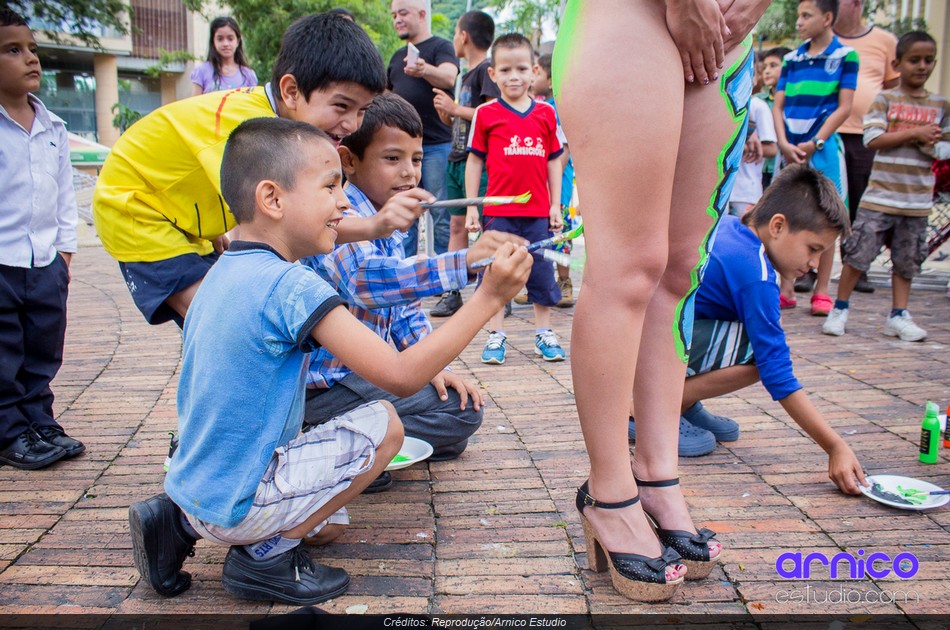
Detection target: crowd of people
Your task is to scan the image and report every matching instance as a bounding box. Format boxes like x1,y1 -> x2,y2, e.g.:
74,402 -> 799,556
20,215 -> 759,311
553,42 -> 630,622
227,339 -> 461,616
1,0 -> 948,608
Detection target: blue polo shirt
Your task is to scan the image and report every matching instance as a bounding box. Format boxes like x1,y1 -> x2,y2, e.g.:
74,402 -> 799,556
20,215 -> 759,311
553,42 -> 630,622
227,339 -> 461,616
695,216 -> 802,401
165,242 -> 344,527
777,36 -> 859,145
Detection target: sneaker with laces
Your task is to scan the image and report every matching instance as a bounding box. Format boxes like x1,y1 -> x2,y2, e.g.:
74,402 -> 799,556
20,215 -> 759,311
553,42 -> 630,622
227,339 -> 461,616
535,330 -> 566,362
884,312 -> 926,342
556,277 -> 574,307
430,290 -> 462,317
481,331 -> 507,364
822,307 -> 848,336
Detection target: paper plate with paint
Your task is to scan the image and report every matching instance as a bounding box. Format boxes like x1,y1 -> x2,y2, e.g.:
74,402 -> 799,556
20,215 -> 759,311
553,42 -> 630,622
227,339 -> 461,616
385,436 -> 433,471
860,474 -> 949,511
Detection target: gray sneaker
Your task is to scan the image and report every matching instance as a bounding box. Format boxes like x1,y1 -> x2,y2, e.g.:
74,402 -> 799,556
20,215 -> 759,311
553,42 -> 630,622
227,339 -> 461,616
430,290 -> 462,317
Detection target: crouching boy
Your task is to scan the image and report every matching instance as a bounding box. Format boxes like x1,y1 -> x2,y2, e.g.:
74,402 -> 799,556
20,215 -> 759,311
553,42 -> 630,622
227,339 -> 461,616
128,118 -> 532,605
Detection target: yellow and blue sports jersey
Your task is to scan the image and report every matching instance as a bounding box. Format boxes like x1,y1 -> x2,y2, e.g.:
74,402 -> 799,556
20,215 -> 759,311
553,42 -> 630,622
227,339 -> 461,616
93,86 -> 277,262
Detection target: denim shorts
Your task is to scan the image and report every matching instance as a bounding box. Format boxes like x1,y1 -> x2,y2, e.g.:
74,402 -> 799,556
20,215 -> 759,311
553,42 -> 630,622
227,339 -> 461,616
118,252 -> 219,326
482,215 -> 560,307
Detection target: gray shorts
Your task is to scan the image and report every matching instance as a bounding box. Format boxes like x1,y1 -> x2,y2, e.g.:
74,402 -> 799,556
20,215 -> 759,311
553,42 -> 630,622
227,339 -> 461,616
841,208 -> 929,279
686,320 -> 755,377
187,401 -> 390,546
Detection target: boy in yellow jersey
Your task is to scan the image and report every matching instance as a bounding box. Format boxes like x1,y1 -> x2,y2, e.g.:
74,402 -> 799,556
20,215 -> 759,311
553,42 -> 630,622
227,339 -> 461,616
94,13 -> 430,326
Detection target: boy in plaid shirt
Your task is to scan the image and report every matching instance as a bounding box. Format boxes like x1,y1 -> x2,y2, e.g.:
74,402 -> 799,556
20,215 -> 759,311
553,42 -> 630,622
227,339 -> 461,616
301,93 -> 525,484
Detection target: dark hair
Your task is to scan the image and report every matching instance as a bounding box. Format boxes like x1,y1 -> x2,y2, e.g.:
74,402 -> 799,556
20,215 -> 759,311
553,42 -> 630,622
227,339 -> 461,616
458,10 -> 494,51
763,46 -> 791,61
896,30 -> 936,60
743,164 -> 850,236
326,7 -> 355,21
271,13 -> 386,101
0,8 -> 28,27
537,53 -> 553,77
206,17 -> 252,85
341,92 -> 423,159
490,33 -> 533,66
221,118 -> 334,224
799,0 -> 838,21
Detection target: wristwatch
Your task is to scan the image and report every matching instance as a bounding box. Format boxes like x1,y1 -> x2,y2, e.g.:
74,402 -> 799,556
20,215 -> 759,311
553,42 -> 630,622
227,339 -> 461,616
814,137 -> 825,151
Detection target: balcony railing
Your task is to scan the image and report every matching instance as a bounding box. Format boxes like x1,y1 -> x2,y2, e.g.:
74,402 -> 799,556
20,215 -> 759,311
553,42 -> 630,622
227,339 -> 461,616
131,0 -> 187,59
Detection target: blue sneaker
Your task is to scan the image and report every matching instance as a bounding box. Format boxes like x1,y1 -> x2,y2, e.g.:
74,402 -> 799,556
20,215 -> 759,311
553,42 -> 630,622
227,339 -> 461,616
481,331 -> 507,364
681,402 -> 740,442
534,330 -> 565,362
628,415 -> 716,457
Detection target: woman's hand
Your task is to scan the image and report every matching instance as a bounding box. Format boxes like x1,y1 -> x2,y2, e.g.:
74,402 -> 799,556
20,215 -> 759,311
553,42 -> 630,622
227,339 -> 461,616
666,0 -> 727,85
719,0 -> 774,53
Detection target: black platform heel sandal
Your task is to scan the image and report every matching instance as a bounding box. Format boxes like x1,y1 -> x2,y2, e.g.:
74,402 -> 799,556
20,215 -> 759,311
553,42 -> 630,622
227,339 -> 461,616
634,477 -> 720,580
575,480 -> 684,601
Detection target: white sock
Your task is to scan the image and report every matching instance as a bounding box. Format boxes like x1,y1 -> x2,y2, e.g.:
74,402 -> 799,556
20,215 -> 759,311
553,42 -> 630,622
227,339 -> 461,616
536,328 -> 552,335
244,535 -> 301,561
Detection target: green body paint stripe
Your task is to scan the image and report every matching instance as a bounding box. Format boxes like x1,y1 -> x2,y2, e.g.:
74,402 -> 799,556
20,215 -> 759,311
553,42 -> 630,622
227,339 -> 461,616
670,37 -> 753,363
551,0 -> 580,99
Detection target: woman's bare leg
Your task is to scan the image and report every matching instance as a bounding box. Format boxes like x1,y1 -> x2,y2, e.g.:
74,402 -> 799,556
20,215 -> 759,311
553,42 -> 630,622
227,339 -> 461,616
556,0 -> 684,562
632,44 -> 751,558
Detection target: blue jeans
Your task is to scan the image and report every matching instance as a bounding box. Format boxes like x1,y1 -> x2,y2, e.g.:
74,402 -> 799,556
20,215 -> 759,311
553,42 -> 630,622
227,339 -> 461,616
403,142 -> 451,257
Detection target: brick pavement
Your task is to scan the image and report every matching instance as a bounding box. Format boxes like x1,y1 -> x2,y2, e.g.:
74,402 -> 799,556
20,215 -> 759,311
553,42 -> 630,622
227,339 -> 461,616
0,241 -> 948,619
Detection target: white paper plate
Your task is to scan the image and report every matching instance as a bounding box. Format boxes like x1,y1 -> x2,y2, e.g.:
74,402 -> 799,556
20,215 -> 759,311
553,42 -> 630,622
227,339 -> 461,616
385,436 -> 433,471
860,474 -> 949,511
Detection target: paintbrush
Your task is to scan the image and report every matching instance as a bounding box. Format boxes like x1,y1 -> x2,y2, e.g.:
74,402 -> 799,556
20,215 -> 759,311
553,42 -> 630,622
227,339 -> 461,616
470,223 -> 585,270
421,191 -> 532,209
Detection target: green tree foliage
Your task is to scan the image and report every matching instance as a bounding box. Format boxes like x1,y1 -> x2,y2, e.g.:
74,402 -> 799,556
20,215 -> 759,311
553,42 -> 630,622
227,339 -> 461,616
756,0 -> 925,48
483,0 -> 561,45
195,0 -> 402,79
4,0 -> 130,48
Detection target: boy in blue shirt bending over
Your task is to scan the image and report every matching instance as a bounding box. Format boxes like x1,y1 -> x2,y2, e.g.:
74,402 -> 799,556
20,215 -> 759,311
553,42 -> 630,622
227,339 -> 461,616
671,165 -> 866,495
302,93 -> 527,483
128,118 -> 531,606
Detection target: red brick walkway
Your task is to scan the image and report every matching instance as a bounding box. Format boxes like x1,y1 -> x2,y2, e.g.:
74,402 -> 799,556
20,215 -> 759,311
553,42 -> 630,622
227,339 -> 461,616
0,243 -> 948,617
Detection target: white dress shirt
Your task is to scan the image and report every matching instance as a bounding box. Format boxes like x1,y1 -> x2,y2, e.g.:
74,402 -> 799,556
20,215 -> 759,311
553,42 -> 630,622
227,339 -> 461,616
0,93 -> 78,268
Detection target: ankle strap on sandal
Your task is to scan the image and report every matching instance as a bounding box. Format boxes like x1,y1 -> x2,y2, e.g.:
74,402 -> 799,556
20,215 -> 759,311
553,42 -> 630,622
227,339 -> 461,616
576,480 -> 640,510
634,478 -> 680,488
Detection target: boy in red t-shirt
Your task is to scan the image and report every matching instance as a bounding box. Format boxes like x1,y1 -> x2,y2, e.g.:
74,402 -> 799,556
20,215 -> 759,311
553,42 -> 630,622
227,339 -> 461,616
465,33 -> 565,364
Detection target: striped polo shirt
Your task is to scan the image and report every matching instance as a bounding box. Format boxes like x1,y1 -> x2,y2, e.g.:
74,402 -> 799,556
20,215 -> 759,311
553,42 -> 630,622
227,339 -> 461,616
777,36 -> 859,145
861,89 -> 950,217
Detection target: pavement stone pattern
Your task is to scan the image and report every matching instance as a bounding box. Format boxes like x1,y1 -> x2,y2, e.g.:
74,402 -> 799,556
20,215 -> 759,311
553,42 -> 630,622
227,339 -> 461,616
0,242 -> 948,619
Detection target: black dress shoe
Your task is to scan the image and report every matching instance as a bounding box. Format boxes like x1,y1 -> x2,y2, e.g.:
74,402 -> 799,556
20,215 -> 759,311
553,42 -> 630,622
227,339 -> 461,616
794,269 -> 817,293
0,429 -> 66,470
222,545 -> 350,605
853,273 -> 876,294
430,290 -> 462,317
128,493 -> 197,597
34,425 -> 85,458
361,470 -> 393,494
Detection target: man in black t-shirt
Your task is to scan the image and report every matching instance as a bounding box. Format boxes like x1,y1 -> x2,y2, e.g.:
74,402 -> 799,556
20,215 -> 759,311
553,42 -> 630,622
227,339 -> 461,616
430,10 -> 500,317
389,0 -> 459,258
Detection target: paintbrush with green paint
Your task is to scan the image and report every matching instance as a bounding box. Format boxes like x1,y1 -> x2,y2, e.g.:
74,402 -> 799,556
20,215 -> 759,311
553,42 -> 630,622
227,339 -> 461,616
470,223 -> 585,270
421,191 -> 532,209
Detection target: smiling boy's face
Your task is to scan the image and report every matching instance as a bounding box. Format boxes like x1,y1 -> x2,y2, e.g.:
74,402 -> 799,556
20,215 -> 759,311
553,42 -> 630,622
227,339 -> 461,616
0,24 -> 41,100
489,45 -> 535,102
342,125 -> 423,210
282,138 -> 348,257
281,80 -> 376,146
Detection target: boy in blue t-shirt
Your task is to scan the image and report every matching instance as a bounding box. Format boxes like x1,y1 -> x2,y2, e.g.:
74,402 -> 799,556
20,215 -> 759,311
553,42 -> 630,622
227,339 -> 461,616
128,118 -> 532,606
773,0 -> 859,316
665,165 -> 866,495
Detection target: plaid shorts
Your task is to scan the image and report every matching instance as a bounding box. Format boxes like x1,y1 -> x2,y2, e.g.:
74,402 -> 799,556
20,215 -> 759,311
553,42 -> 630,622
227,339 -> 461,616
686,320 -> 755,377
841,208 -> 929,279
187,401 -> 390,546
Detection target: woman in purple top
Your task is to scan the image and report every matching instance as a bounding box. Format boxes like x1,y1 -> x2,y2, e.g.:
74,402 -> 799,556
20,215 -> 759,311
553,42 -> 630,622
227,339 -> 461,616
190,16 -> 257,96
